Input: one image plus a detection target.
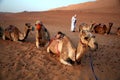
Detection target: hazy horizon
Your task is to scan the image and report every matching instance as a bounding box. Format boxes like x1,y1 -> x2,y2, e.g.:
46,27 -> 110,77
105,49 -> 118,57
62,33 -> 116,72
0,0 -> 95,12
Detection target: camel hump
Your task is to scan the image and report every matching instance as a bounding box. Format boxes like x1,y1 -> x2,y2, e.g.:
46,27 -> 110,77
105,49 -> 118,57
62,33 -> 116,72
5,25 -> 18,33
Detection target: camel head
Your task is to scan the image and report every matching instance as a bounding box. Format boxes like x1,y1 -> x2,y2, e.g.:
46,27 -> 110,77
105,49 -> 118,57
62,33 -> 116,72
20,23 -> 34,41
76,30 -> 98,64
24,23 -> 34,37
25,23 -> 34,31
79,30 -> 98,51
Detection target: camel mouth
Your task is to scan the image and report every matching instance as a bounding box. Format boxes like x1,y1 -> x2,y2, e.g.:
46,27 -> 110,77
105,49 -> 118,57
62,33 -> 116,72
89,42 -> 98,51
25,23 -> 34,31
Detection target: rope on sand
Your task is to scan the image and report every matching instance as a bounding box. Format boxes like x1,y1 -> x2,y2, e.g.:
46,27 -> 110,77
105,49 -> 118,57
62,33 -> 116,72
89,52 -> 98,80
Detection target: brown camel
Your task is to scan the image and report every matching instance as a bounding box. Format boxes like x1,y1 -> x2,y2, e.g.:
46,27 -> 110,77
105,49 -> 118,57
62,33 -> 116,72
47,31 -> 98,66
78,23 -> 92,32
116,27 -> 120,36
92,23 -> 113,34
47,31 -> 76,66
35,20 -> 50,48
2,23 -> 34,41
76,30 -> 98,64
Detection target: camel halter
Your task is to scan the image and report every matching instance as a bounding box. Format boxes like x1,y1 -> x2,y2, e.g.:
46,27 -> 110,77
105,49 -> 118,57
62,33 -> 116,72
80,39 -> 87,47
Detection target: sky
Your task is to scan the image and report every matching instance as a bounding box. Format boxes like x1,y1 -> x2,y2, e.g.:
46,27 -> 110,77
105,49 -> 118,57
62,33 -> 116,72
0,0 -> 95,12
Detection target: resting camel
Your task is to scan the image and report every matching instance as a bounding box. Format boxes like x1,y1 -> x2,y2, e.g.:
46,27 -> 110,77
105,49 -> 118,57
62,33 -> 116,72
2,23 -> 34,41
92,23 -> 113,34
35,20 -> 50,48
76,30 -> 98,63
47,32 -> 76,66
78,23 -> 92,32
47,31 -> 98,66
116,27 -> 120,36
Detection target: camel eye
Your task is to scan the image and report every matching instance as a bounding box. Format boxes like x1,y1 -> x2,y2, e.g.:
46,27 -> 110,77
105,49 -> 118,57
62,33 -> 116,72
84,37 -> 89,40
28,26 -> 31,28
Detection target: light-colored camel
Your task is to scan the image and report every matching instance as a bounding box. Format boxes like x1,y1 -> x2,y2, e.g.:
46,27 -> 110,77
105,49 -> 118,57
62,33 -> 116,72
92,23 -> 113,34
47,31 -> 98,66
35,21 -> 50,48
76,30 -> 98,63
47,32 -> 76,66
116,27 -> 120,36
2,23 -> 34,41
78,23 -> 92,32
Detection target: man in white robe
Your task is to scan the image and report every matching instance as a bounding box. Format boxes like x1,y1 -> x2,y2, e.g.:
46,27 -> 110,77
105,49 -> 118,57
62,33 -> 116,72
71,14 -> 77,32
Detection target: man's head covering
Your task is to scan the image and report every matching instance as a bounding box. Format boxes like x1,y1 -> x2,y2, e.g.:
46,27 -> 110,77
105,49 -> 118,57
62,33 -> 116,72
74,14 -> 76,17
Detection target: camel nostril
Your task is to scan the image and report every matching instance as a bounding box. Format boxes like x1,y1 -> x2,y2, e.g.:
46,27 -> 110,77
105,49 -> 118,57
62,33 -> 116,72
84,37 -> 89,40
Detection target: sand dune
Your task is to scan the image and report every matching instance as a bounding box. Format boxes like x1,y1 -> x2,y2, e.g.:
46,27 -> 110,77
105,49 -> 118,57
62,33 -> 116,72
52,0 -> 120,13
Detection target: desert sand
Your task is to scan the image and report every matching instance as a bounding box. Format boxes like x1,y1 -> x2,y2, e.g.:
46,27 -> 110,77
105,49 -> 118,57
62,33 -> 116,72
0,0 -> 120,80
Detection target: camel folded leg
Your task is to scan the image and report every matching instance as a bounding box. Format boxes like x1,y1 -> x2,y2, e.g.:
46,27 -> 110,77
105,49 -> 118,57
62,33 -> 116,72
2,34 -> 6,40
60,58 -> 72,66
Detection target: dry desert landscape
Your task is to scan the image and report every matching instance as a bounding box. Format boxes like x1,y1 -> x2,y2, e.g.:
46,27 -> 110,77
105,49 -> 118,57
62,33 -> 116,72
0,0 -> 120,80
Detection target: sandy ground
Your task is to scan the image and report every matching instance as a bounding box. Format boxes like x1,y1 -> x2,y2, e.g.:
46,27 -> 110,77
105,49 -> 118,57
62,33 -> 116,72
0,10 -> 120,80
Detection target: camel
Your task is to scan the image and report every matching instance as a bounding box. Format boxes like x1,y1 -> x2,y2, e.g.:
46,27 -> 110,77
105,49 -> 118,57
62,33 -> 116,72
2,23 -> 34,42
78,23 -> 92,32
47,32 -> 76,66
116,27 -> 120,36
78,22 -> 113,35
92,23 -> 113,34
47,31 -> 98,66
35,21 -> 50,48
76,30 -> 98,64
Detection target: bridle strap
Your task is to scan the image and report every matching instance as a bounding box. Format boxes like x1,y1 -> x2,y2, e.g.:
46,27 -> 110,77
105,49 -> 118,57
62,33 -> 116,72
80,39 -> 87,47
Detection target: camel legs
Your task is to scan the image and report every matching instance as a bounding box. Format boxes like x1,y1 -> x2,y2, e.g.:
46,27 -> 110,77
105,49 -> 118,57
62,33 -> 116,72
36,38 -> 44,48
2,34 -> 6,40
36,39 -> 40,48
10,33 -> 19,41
47,46 -> 50,53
